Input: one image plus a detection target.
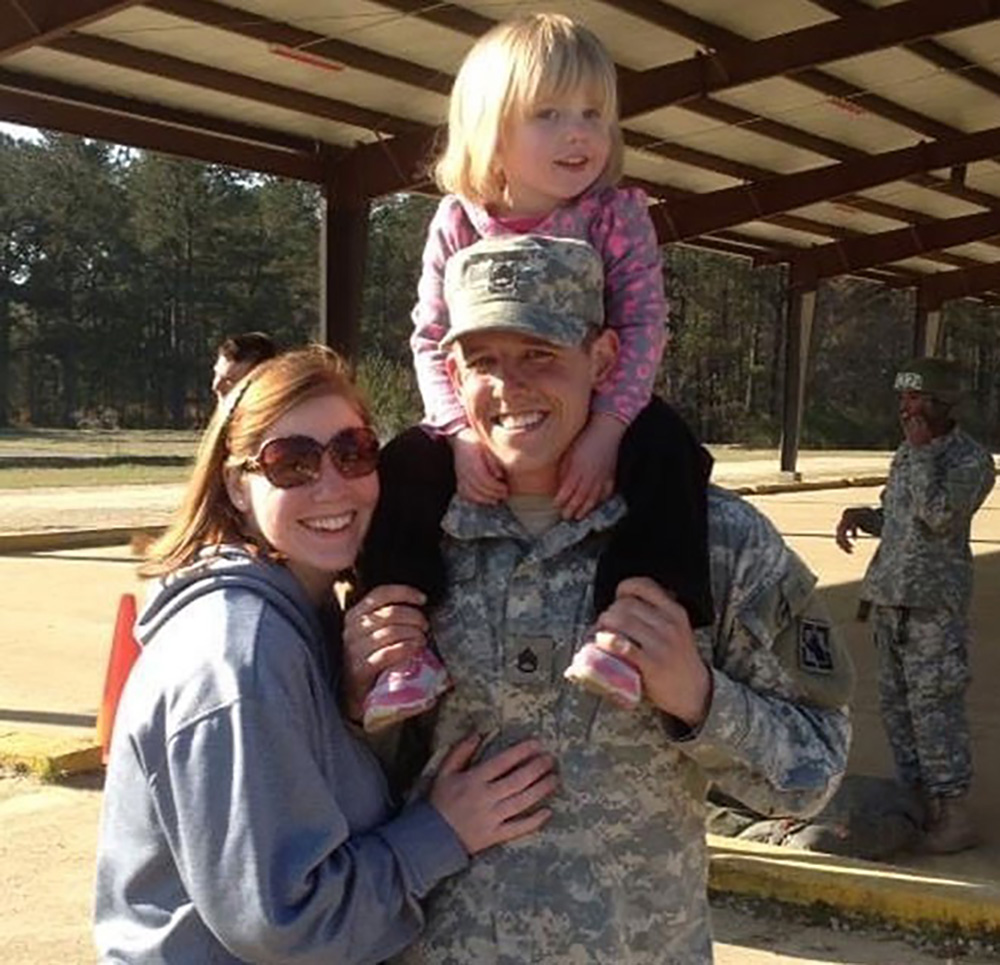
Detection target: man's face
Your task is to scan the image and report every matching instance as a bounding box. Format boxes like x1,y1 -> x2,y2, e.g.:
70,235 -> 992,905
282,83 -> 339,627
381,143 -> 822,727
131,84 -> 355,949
898,389 -> 951,443
446,328 -> 617,495
213,354 -> 254,402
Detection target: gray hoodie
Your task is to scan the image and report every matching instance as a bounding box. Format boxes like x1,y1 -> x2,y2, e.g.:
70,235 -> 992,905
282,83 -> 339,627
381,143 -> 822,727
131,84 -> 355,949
94,547 -> 467,964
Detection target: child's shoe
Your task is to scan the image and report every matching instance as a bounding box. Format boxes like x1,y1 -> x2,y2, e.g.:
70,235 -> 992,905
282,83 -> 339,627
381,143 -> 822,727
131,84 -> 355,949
362,650 -> 452,733
564,635 -> 641,709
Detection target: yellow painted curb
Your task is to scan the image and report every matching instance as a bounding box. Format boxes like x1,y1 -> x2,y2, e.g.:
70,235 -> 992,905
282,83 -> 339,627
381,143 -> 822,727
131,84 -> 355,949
708,834 -> 1000,934
0,731 -> 103,779
0,526 -> 164,554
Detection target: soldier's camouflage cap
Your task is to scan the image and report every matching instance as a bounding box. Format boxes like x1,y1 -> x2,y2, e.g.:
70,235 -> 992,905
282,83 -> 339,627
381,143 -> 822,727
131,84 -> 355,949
893,356 -> 964,404
442,235 -> 604,348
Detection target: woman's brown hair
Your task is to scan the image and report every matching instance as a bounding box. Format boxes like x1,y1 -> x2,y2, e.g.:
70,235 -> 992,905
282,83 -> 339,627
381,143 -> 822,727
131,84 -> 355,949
141,345 -> 370,577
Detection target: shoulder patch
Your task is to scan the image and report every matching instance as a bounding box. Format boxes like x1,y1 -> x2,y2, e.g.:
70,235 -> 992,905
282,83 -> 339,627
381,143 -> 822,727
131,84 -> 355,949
798,618 -> 834,674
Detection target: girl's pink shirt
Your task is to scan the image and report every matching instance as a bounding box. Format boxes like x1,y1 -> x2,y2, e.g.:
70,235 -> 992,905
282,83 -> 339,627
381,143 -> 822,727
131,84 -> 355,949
411,185 -> 668,432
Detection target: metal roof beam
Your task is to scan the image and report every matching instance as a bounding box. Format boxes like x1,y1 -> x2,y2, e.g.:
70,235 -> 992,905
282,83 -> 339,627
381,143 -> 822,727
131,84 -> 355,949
0,83 -> 327,181
0,0 -> 141,58
919,261 -> 1000,305
681,96 -> 1000,213
0,67 -> 324,154
618,0 -> 1000,116
608,0 -> 1000,167
648,122 -> 1000,243
146,0 -> 451,95
361,1 -> 1000,216
780,209 -> 1000,285
45,33 -> 422,136
808,0 -> 1000,99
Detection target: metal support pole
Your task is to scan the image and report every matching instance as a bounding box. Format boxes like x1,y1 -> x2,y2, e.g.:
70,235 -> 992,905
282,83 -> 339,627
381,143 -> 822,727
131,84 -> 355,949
778,286 -> 817,477
912,299 -> 943,358
318,180 -> 371,360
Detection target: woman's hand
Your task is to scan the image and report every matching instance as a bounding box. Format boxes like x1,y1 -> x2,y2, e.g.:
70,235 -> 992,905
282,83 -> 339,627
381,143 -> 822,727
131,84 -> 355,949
430,735 -> 558,855
342,584 -> 429,722
593,577 -> 712,728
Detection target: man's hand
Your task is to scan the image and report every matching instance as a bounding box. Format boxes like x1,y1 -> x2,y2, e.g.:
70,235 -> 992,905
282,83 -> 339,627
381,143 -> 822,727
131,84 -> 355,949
342,584 -> 428,721
592,577 -> 711,728
835,507 -> 881,553
450,428 -> 508,504
555,413 -> 625,520
902,412 -> 934,447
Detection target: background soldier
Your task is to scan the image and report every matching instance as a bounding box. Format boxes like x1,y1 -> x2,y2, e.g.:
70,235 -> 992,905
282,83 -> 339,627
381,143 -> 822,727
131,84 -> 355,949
836,357 -> 995,853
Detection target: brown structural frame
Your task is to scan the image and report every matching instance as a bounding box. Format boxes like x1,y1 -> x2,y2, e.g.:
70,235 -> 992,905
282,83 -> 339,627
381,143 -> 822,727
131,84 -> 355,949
4,1 -> 1000,471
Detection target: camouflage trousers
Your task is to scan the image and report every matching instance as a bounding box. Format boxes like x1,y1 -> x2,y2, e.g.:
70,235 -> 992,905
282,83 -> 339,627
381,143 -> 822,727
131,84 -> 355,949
872,606 -> 972,797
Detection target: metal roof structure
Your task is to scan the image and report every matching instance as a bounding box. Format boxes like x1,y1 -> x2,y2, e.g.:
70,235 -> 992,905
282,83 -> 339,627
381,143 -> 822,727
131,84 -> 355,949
4,0 -> 1000,467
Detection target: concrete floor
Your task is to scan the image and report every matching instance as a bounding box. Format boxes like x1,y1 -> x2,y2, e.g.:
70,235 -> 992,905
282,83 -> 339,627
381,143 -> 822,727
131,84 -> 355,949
748,484 -> 1000,882
1,478 -> 999,963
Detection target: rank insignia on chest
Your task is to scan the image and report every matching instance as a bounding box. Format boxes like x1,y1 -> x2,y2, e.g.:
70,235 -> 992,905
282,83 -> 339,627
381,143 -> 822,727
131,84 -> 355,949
798,619 -> 834,674
505,636 -> 555,686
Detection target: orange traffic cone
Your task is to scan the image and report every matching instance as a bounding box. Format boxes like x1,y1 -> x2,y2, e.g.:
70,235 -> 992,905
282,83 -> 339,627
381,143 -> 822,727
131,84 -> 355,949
95,593 -> 141,765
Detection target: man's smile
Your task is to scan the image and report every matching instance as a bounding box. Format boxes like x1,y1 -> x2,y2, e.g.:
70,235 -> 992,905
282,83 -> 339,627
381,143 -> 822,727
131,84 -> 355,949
494,411 -> 548,432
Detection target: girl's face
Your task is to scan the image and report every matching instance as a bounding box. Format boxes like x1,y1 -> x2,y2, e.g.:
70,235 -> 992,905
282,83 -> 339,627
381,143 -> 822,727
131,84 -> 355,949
497,86 -> 612,216
228,392 -> 379,603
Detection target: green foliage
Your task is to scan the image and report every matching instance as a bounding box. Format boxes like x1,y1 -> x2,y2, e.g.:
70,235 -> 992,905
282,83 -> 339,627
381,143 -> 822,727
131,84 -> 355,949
355,353 -> 423,439
2,136 -> 320,429
361,193 -> 436,361
4,133 -> 1000,450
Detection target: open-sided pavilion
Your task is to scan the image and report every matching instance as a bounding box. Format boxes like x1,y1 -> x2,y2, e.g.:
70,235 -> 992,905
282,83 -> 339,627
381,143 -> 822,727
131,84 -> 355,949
4,0 -> 1000,469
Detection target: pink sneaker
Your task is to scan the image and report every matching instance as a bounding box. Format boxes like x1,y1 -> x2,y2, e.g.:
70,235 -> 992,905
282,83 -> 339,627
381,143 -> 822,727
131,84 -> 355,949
564,638 -> 641,709
362,650 -> 452,733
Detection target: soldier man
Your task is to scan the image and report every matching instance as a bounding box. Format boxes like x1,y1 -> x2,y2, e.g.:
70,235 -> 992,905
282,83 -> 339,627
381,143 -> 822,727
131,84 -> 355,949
836,356 -> 995,853
346,236 -> 852,964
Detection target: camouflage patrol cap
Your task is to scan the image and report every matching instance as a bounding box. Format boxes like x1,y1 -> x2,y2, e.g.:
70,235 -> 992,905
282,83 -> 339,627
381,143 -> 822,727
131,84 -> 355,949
442,235 -> 604,348
893,356 -> 964,404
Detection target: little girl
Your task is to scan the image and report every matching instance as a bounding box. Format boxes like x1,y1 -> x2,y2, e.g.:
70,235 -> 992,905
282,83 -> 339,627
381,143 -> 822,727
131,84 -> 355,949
359,12 -> 713,730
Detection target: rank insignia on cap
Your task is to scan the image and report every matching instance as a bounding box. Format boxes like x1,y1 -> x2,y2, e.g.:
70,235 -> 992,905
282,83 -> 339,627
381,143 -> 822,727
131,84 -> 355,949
798,619 -> 834,674
488,259 -> 518,294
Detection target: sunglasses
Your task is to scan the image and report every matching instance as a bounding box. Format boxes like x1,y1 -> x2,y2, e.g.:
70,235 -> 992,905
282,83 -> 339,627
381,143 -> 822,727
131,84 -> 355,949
242,426 -> 380,489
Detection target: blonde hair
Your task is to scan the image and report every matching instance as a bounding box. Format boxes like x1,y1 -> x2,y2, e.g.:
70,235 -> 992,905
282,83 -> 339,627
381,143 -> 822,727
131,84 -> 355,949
435,13 -> 623,207
141,345 -> 370,577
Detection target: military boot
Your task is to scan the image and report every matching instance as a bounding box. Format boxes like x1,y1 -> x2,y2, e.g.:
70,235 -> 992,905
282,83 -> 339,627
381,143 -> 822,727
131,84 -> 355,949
923,795 -> 977,854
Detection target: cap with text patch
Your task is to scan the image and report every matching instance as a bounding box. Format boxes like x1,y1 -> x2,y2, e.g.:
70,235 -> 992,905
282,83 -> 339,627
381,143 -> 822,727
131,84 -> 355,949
893,356 -> 963,405
442,235 -> 605,348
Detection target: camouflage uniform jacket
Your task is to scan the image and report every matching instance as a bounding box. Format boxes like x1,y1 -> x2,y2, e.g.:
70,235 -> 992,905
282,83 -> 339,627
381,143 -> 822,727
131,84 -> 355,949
393,486 -> 852,965
861,427 -> 994,614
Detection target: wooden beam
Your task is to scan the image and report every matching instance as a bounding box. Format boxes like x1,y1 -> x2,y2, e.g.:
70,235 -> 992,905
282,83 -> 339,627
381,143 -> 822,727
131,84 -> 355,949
147,0 -> 452,95
918,260 -> 1000,305
619,0 -> 1000,117
647,122 -> 1000,243
45,33 -> 422,136
0,0 -> 140,57
0,84 -> 326,181
784,209 -> 1000,286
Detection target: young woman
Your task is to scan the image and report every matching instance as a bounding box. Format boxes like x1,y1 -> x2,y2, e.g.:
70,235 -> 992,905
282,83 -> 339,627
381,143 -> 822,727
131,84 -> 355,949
94,345 -> 556,964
